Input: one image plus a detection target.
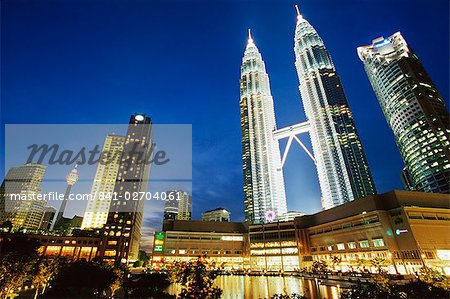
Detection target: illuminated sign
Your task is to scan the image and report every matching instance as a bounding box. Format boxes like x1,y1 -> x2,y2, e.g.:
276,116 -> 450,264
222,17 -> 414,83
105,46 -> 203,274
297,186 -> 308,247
437,250 -> 450,261
155,232 -> 165,240
154,232 -> 165,252
395,228 -> 408,235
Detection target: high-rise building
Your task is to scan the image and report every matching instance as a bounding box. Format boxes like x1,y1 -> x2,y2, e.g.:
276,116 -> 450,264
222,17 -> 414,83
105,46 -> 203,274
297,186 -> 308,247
358,32 -> 450,194
240,30 -> 287,223
101,114 -> 153,263
81,134 -> 125,229
0,163 -> 47,230
293,7 -> 376,209
39,205 -> 56,230
53,163 -> 79,230
163,190 -> 192,221
202,208 -> 231,222
163,197 -> 179,221
174,190 -> 192,221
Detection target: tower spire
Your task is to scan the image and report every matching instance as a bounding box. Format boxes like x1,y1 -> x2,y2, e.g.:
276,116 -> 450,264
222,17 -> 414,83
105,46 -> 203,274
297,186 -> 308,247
248,28 -> 253,44
295,4 -> 301,16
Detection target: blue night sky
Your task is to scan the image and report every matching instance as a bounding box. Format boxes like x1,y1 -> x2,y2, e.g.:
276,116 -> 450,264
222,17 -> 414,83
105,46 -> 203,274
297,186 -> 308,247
1,0 -> 449,249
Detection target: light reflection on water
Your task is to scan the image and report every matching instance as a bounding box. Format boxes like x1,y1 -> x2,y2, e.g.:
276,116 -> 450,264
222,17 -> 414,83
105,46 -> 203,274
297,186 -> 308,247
168,275 -> 342,299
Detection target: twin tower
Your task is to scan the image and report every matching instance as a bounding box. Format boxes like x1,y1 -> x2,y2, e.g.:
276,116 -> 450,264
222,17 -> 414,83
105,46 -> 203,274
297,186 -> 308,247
240,7 -> 376,224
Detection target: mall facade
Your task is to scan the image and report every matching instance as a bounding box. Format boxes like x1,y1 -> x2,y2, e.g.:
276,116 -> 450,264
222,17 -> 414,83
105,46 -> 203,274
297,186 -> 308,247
152,190 -> 450,275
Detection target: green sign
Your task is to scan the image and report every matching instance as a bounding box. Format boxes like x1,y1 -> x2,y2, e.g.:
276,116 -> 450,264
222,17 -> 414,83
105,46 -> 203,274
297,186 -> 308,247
155,232 -> 165,240
154,245 -> 163,252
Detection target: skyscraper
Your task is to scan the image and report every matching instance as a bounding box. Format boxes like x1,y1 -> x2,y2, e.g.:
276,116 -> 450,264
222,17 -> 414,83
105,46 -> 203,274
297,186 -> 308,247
293,7 -> 376,209
163,198 -> 178,221
0,163 -> 47,230
53,163 -> 79,230
358,32 -> 450,194
82,134 -> 125,229
173,190 -> 192,220
240,30 -> 287,223
101,114 -> 153,263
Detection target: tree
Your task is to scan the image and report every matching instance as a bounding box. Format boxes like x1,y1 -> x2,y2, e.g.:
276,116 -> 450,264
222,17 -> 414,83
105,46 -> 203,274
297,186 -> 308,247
419,266 -> 450,290
311,260 -> 328,274
32,256 -> 60,299
44,260 -> 125,298
370,257 -> 387,274
331,256 -> 342,271
0,221 -> 13,233
138,250 -> 150,266
168,256 -> 222,299
0,235 -> 40,299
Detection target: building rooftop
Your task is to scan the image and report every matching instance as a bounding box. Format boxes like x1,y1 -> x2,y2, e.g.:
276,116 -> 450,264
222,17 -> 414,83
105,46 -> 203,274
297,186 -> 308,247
203,207 -> 229,213
163,220 -> 247,233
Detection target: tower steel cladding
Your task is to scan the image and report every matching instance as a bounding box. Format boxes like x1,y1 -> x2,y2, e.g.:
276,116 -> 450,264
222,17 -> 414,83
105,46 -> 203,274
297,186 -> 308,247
358,32 -> 450,194
293,7 -> 376,209
240,30 -> 287,223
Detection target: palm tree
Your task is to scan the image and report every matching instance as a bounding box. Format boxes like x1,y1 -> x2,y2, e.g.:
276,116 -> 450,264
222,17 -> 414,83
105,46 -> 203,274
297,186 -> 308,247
330,256 -> 342,271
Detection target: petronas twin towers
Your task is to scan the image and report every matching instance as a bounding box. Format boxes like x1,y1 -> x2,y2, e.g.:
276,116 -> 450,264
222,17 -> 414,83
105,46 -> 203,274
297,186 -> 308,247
240,7 -> 376,223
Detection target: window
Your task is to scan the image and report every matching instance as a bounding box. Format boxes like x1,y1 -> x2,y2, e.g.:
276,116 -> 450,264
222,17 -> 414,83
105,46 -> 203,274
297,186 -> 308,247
104,250 -> 116,257
179,249 -> 186,254
348,242 -> 356,249
327,245 -> 333,251
359,240 -> 370,248
337,243 -> 345,250
373,238 -> 385,247
108,240 -> 117,245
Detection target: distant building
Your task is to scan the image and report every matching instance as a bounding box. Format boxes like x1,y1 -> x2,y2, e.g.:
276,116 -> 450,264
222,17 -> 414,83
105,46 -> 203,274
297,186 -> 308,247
202,208 -> 231,222
39,206 -> 56,230
163,198 -> 178,221
53,163 -> 79,230
54,215 -> 83,233
82,134 -> 125,229
0,163 -> 47,230
278,211 -> 305,222
358,32 -> 450,194
173,191 -> 192,221
101,114 -> 153,263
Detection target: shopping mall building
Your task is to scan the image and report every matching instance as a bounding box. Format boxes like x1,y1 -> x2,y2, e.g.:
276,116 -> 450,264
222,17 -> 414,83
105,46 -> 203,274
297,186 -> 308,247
152,190 -> 450,275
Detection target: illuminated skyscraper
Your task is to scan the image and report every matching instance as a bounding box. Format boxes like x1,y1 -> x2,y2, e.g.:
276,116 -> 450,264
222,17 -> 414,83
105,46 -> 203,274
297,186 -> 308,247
240,30 -> 287,223
0,163 -> 47,230
358,32 -> 450,193
101,114 -> 153,263
174,190 -> 192,220
163,190 -> 192,221
293,6 -> 376,209
82,134 -> 125,229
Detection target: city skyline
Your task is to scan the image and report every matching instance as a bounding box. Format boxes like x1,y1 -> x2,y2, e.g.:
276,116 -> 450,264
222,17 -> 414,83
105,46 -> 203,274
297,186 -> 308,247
1,1 -> 449,250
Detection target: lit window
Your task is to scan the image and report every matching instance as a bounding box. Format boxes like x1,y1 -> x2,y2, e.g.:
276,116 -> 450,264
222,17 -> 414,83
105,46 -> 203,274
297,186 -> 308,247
104,250 -> 116,257
373,238 -> 385,247
179,249 -> 186,254
359,240 -> 370,248
348,242 -> 356,249
337,243 -> 345,250
107,240 -> 117,245
327,245 -> 333,251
